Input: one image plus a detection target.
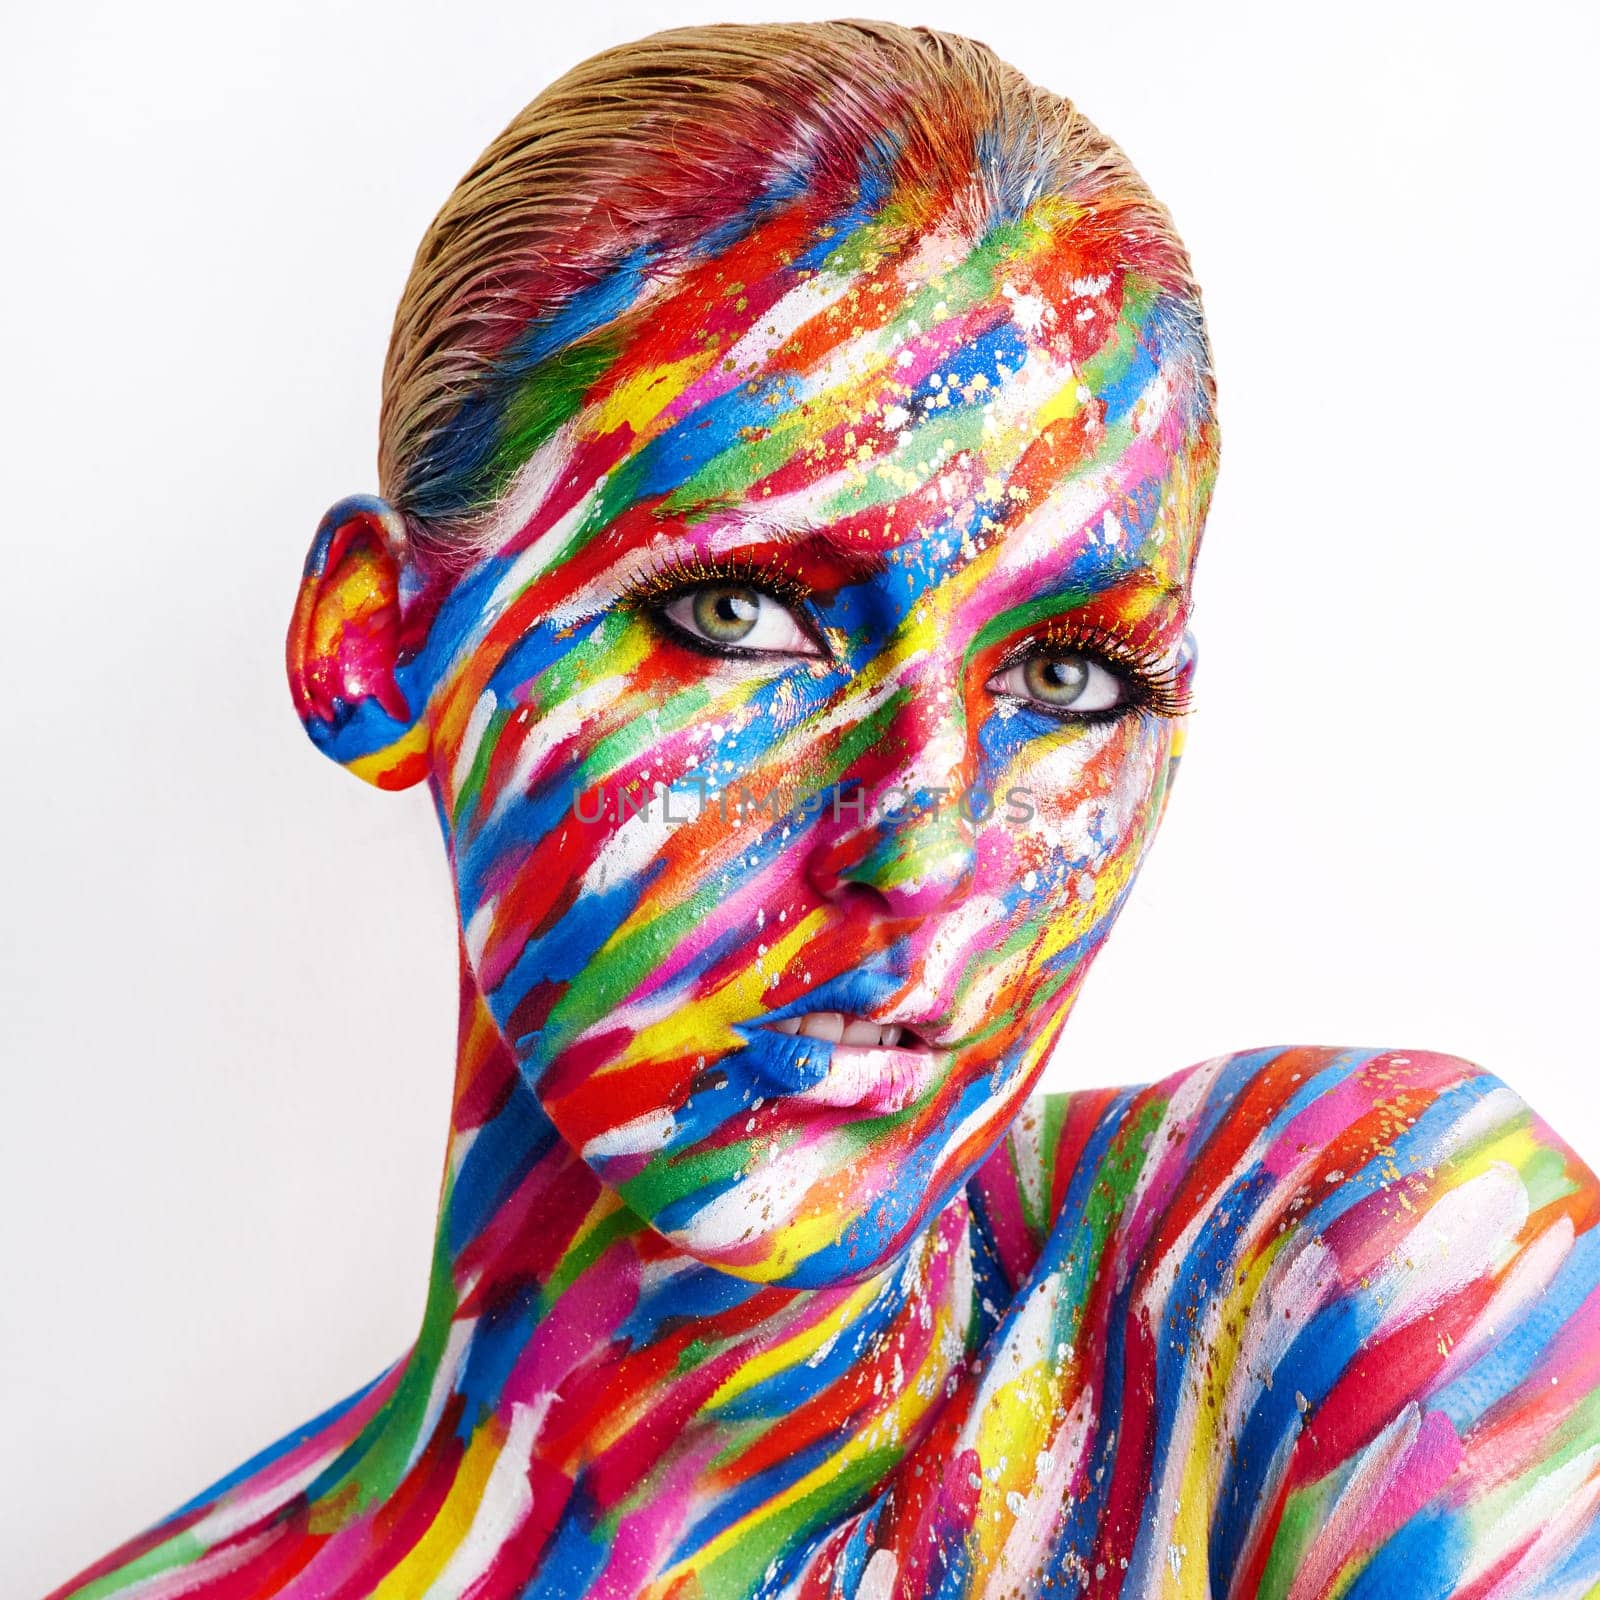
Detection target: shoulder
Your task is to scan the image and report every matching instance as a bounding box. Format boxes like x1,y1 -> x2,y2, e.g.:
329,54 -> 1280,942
40,1366 -> 397,1600
957,1046 -> 1600,1595
972,1045 -> 1600,1290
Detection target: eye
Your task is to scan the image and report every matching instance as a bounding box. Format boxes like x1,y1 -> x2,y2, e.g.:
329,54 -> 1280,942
988,651 -> 1129,717
658,583 -> 821,657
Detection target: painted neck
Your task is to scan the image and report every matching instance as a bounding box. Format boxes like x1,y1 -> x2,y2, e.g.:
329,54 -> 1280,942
305,955 -> 980,1576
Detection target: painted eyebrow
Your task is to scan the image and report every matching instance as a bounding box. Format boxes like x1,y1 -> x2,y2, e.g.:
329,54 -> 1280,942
1023,569 -> 1190,609
736,522 -> 892,584
555,523 -> 892,626
1084,573 -> 1188,607
964,570 -> 1191,654
711,534 -> 1185,613
732,512 -> 1188,601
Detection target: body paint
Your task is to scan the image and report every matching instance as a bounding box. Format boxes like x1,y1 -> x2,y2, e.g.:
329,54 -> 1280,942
50,32 -> 1600,1600
51,1051 -> 1600,1597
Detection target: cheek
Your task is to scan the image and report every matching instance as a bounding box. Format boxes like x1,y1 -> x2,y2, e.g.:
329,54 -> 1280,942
1026,716 -> 1169,888
934,714 -> 1171,1030
445,637 -> 1170,1048
971,706 -> 1170,920
438,643 -> 807,1040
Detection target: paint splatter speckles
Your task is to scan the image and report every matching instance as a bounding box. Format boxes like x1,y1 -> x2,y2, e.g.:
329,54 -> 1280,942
382,178 -> 1209,1293
52,23 -> 1600,1600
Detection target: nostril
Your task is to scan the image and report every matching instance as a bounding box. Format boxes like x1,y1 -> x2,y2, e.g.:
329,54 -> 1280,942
807,867 -> 897,920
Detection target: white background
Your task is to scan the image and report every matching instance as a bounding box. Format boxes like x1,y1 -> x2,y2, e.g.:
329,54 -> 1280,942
3,1 -> 1595,1588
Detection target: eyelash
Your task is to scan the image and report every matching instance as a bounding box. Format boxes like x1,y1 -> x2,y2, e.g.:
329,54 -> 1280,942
617,555 -> 1193,718
617,551 -> 826,656
618,551 -> 814,608
996,620 -> 1194,721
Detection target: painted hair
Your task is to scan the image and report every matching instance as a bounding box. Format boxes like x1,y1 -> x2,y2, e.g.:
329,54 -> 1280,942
374,20 -> 1216,576
377,19 -> 1216,572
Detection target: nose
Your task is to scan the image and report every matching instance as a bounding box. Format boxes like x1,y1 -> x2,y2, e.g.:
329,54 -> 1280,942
804,671 -> 980,920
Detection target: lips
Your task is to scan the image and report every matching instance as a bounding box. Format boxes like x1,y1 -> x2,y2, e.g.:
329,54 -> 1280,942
759,1010 -> 940,1113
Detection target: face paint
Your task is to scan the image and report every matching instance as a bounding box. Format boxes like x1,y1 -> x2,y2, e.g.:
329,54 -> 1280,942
390,189 -> 1214,1289
53,30 -> 1600,1597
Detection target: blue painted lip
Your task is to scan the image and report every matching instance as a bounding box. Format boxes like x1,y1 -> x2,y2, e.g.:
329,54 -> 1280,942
724,1023 -> 834,1096
701,966 -> 945,1103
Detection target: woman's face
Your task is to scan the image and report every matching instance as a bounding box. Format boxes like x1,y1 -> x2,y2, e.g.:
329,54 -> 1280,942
408,199 -> 1213,1287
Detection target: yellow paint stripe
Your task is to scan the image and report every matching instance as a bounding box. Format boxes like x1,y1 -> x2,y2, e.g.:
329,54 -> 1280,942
707,1277 -> 885,1407
1453,1123 -> 1540,1187
347,721 -> 429,787
369,1413 -> 507,1598
592,355 -> 717,440
603,907 -> 830,1073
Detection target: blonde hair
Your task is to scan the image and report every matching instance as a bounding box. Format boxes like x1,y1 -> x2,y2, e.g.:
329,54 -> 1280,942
378,20 -> 1214,563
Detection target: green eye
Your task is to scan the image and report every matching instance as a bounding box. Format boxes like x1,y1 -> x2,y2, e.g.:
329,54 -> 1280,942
1023,655 -> 1091,707
692,585 -> 762,644
659,584 -> 821,658
988,651 -> 1128,716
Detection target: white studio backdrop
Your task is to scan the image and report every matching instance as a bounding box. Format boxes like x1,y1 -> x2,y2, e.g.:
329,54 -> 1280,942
1,0 -> 1595,1587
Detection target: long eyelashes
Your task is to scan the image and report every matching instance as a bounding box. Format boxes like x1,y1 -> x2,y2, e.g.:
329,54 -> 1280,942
617,554 -> 1195,718
999,618 -> 1195,720
616,551 -> 830,660
616,551 -> 815,611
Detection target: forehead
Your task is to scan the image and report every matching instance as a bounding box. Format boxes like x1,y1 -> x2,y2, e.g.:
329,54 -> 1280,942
440,191 -> 1213,647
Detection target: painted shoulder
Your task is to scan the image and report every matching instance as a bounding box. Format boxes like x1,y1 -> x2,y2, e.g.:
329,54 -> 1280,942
41,1364 -> 400,1600
972,1045 -> 1600,1292
921,1045 -> 1600,1596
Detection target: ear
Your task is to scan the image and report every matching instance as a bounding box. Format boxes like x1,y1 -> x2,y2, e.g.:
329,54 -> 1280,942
287,494 -> 431,790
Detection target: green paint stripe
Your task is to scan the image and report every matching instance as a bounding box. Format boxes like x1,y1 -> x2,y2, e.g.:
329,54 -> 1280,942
544,1204 -> 642,1301
61,1530 -> 208,1600
488,335 -> 621,502
693,1444 -> 902,1599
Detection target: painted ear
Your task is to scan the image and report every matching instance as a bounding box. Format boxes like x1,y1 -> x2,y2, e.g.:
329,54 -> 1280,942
286,494 -> 431,790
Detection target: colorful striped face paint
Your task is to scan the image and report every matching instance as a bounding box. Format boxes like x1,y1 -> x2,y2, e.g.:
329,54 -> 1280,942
337,183 -> 1216,1290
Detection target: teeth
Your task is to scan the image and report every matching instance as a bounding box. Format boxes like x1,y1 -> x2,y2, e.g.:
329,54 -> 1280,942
802,1011 -> 845,1044
769,1013 -> 911,1047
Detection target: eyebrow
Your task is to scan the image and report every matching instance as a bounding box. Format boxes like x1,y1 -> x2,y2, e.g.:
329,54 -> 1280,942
1064,572 -> 1189,608
708,530 -> 1190,619
753,518 -> 1193,603
555,521 -> 893,627
740,521 -> 892,583
587,518 -> 1185,623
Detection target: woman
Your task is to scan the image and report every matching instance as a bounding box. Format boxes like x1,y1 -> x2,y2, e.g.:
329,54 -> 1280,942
48,20 -> 1600,1599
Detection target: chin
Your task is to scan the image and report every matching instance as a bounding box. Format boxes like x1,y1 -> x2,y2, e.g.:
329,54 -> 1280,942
637,1148 -> 972,1290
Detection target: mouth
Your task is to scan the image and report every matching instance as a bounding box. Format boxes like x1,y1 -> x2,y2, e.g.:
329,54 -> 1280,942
766,1011 -> 924,1049
759,1010 -> 941,1113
